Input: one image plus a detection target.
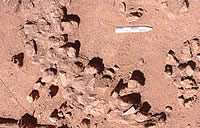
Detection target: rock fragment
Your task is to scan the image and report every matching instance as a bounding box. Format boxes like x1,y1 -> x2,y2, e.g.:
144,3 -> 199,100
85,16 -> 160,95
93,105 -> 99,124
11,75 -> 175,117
122,105 -> 137,116
134,113 -> 148,123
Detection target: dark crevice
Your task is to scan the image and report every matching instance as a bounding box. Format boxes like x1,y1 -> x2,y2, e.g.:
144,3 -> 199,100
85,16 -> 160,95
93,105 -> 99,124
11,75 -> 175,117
111,79 -> 128,95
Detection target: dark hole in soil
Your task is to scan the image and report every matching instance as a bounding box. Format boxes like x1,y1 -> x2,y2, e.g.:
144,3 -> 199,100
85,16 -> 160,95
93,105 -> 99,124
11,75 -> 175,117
0,117 -> 18,124
159,112 -> 167,122
61,40 -> 81,57
130,11 -> 143,17
19,113 -> 37,128
29,90 -> 40,101
50,109 -> 59,118
130,70 -> 146,86
120,93 -> 141,107
139,101 -> 151,115
111,79 -> 128,95
61,6 -> 80,25
102,75 -> 112,80
188,60 -> 196,70
81,118 -> 90,127
11,52 -> 24,67
88,57 -> 105,74
36,77 -> 46,86
144,122 -> 156,127
178,62 -> 188,70
49,85 -> 59,98
31,39 -> 37,54
165,64 -> 173,75
106,68 -> 115,74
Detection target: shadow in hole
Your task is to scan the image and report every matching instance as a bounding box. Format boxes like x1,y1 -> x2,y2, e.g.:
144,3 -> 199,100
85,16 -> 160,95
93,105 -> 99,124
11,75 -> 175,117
61,6 -> 80,25
120,93 -> 141,107
61,40 -> 81,57
131,70 -> 146,86
88,57 -> 105,74
111,79 -> 128,95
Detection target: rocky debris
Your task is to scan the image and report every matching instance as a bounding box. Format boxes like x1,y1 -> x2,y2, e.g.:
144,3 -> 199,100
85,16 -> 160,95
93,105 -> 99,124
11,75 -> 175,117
4,0 -> 176,127
165,37 -> 200,108
122,105 -> 137,115
11,52 -> 24,67
41,68 -> 57,83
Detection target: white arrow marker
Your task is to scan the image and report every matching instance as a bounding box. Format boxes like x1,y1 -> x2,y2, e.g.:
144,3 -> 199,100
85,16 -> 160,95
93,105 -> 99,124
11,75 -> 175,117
115,26 -> 152,33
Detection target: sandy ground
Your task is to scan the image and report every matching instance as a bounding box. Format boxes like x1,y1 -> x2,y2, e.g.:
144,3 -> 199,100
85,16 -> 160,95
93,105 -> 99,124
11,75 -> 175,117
0,0 -> 200,128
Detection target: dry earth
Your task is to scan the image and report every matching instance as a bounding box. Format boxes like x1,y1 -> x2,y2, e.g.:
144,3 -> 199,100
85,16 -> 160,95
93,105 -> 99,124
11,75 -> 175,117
0,0 -> 200,128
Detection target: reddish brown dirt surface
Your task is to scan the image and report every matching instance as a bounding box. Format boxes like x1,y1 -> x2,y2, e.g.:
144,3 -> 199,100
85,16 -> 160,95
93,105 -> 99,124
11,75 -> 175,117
0,0 -> 200,128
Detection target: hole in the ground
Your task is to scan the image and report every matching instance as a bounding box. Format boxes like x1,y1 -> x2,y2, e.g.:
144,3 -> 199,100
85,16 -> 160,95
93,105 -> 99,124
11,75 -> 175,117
88,57 -> 105,74
36,77 -> 46,86
120,93 -> 141,107
139,101 -> 151,116
61,6 -> 80,25
11,52 -> 24,67
130,70 -> 146,86
29,90 -> 40,101
165,64 -> 173,75
49,85 -> 59,98
111,79 -> 128,95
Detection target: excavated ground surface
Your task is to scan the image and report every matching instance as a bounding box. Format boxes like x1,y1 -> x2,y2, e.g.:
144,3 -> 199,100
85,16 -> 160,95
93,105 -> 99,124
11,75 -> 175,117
0,0 -> 200,128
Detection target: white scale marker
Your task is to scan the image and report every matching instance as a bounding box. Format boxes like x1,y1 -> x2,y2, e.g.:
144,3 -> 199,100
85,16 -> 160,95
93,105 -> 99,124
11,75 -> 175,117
115,26 -> 152,33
